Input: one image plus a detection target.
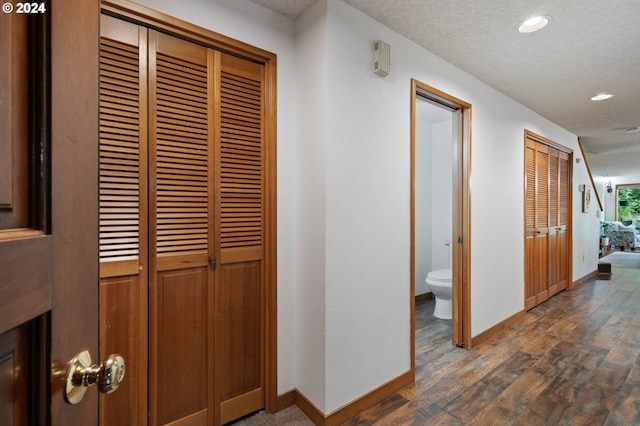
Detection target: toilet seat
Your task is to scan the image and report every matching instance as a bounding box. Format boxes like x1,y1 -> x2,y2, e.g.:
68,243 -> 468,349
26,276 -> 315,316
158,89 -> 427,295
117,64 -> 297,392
426,269 -> 452,284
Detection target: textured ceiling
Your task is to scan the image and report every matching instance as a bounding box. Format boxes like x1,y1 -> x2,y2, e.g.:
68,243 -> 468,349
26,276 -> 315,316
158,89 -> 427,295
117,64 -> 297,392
250,0 -> 640,178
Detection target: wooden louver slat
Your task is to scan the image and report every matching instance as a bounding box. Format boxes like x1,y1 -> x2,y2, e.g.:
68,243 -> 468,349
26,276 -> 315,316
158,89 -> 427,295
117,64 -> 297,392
99,38 -> 140,262
219,71 -> 263,249
155,53 -> 209,255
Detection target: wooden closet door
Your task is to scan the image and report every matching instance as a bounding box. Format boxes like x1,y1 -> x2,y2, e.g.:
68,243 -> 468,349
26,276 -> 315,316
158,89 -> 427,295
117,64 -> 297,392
99,17 -> 270,425
524,131 -> 571,310
548,148 -> 560,296
99,15 -> 148,426
556,151 -> 570,292
148,30 -> 215,426
524,139 -> 537,310
548,148 -> 570,296
535,143 -> 550,305
214,52 -> 266,425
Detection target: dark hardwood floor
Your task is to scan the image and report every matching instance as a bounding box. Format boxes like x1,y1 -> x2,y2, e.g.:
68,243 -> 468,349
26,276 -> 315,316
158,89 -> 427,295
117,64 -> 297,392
235,265 -> 640,425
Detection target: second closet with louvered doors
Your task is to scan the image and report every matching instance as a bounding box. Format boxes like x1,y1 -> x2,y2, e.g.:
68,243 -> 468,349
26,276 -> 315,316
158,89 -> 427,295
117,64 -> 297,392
99,14 -> 271,426
524,130 -> 572,310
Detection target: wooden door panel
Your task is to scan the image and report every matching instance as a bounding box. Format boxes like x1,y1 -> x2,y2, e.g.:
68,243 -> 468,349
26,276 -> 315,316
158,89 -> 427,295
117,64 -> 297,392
535,144 -> 549,304
548,233 -> 559,297
99,276 -> 142,426
149,29 -> 214,426
156,268 -> 209,425
535,235 -> 549,303
99,15 -> 148,426
524,237 -> 536,310
215,262 -> 262,400
557,230 -> 569,291
215,52 -> 265,424
557,152 -> 570,291
524,139 -> 536,309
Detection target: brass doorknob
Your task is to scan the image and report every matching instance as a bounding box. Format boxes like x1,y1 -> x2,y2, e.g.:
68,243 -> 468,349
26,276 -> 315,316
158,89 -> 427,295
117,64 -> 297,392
65,350 -> 126,404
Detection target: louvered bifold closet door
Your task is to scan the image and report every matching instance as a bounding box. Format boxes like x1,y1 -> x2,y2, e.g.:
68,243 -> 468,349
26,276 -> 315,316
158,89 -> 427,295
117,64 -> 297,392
214,52 -> 265,425
556,151 -> 570,291
98,15 -> 148,426
524,139 -> 537,309
548,148 -> 560,296
535,143 -> 550,304
148,31 -> 214,426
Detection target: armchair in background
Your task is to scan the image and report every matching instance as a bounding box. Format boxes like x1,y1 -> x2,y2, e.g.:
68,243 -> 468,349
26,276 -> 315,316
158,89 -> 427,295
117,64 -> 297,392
604,221 -> 640,251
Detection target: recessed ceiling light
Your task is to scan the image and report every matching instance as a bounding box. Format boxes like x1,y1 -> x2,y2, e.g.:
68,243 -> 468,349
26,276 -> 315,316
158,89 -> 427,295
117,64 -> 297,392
518,16 -> 550,33
591,93 -> 615,101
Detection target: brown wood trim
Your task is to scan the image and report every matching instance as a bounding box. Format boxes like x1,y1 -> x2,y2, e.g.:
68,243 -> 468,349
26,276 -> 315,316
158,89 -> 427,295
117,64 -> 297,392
525,129 -> 574,154
461,96 -> 472,350
100,259 -> 139,278
273,390 -> 296,412
0,229 -> 44,241
578,137 -> 603,212
264,46 -> 279,416
409,79 -> 417,375
614,183 -> 640,221
415,292 -> 433,302
220,388 -> 263,425
414,82 -> 471,110
294,391 -> 326,426
156,252 -> 208,271
163,409 -> 207,426
573,269 -> 598,287
324,370 -> 413,425
471,310 -> 527,347
101,0 -> 275,64
220,246 -> 261,264
292,370 -> 413,425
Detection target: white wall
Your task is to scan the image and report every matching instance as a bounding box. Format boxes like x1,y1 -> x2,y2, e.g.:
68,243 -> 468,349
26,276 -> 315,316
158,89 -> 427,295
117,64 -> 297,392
294,0 -> 328,409
131,0 -> 601,416
431,120 -> 453,271
414,104 -> 433,296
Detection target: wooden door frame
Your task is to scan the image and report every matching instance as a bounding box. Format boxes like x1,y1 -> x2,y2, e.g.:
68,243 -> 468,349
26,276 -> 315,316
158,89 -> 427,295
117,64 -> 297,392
410,78 -> 472,371
614,183 -> 640,222
100,0 -> 279,416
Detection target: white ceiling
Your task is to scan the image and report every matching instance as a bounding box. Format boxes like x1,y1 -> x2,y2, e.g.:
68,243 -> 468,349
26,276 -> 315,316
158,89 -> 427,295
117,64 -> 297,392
250,0 -> 640,179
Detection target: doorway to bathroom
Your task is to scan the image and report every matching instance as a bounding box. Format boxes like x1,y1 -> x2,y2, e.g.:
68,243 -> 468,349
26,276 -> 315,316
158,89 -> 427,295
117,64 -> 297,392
410,79 -> 471,376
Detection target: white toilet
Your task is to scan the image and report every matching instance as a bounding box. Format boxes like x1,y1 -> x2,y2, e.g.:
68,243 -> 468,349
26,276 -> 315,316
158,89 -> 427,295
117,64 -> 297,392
425,269 -> 452,319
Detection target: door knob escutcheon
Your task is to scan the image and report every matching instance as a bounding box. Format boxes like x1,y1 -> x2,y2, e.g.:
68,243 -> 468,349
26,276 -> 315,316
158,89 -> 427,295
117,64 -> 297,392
65,350 -> 125,404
